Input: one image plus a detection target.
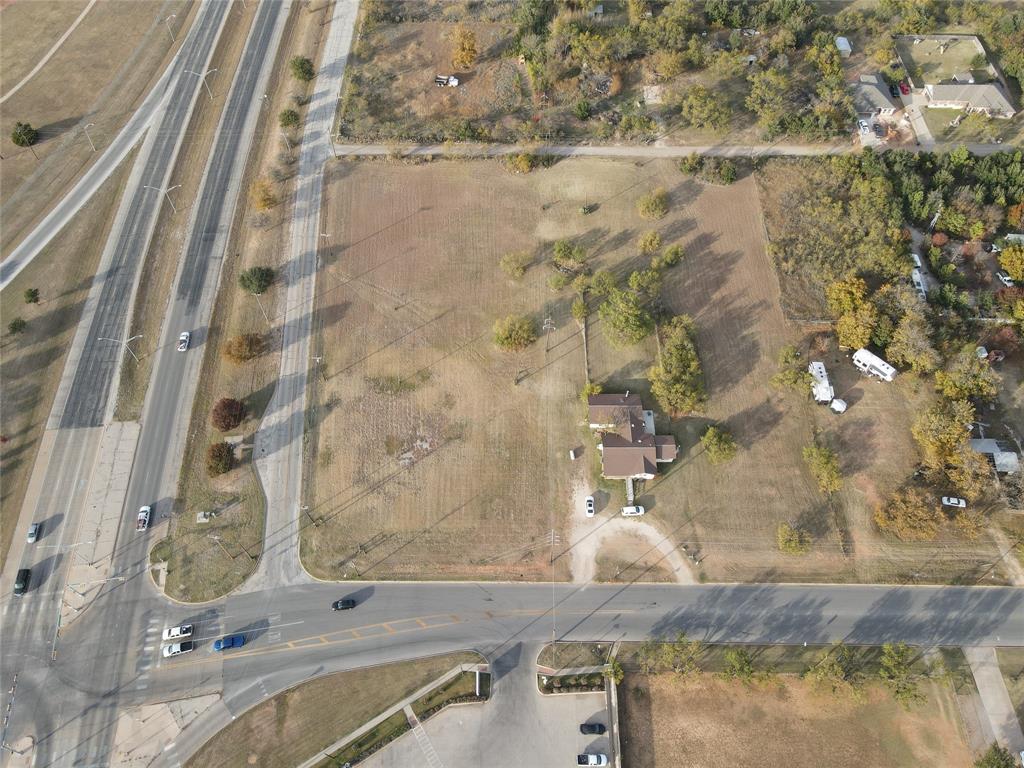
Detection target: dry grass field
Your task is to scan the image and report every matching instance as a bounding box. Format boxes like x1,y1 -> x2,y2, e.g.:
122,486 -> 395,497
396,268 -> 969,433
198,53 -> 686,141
619,672 -> 973,768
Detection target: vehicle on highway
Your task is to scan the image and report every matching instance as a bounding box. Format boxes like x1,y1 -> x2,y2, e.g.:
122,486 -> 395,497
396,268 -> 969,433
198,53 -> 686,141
162,641 -> 195,658
213,634 -> 246,651
621,505 -> 645,517
177,331 -> 190,352
136,506 -> 151,532
162,624 -> 193,641
941,496 -> 967,508
577,755 -> 609,766
331,598 -> 357,610
580,723 -> 607,735
13,569 -> 30,596
857,119 -> 869,134
585,495 -> 595,517
26,522 -> 40,544
996,270 -> 1015,288
899,80 -> 910,94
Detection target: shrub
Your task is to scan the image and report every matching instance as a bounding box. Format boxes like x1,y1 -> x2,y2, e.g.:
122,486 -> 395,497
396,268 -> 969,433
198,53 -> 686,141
239,266 -> 275,295
638,231 -> 662,255
505,153 -> 536,174
652,244 -> 684,270
289,56 -> 315,82
451,25 -> 477,70
211,398 -> 245,431
874,488 -> 944,541
580,381 -> 602,405
279,109 -> 300,129
223,333 -> 263,362
974,743 -> 1017,768
250,178 -> 278,210
803,444 -> 842,494
700,425 -> 736,464
23,288 -> 39,304
11,121 -> 38,147
493,315 -> 537,351
500,251 -> 531,279
637,188 -> 669,219
777,522 -> 810,554
8,317 -> 27,334
574,99 -> 592,120
571,296 -> 589,323
206,442 -> 235,476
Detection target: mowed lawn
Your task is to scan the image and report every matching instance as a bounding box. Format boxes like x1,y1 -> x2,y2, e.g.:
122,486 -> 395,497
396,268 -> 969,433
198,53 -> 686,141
619,673 -> 973,768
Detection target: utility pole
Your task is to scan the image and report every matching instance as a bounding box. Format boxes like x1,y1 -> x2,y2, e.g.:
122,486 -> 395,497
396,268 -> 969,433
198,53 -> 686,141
82,122 -> 97,152
97,334 -> 143,363
163,13 -> 176,42
543,316 -> 555,354
280,130 -> 293,150
143,183 -> 181,213
187,67 -> 218,101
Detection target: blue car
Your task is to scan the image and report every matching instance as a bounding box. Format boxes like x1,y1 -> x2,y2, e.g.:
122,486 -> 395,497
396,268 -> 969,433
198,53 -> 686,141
213,634 -> 245,651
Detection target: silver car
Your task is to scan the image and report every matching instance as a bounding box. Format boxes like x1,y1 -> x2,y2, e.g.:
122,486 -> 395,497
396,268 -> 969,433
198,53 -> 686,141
26,523 -> 40,544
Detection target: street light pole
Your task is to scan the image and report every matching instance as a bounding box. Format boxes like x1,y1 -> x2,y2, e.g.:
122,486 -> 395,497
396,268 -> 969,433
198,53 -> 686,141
82,122 -> 97,152
253,293 -> 271,324
187,67 -> 218,101
280,130 -> 293,150
164,14 -> 176,42
97,334 -> 143,363
143,183 -> 181,213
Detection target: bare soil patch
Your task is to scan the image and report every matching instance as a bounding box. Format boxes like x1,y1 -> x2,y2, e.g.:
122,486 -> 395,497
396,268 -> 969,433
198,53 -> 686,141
619,672 -> 972,768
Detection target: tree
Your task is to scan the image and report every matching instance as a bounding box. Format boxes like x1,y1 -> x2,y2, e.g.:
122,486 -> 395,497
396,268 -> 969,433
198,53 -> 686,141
7,317 -> 26,334
835,304 -> 878,349
935,349 -> 1001,401
552,239 -> 587,274
746,68 -> 791,132
720,648 -> 755,682
211,397 -> 245,431
803,444 -> 842,494
11,121 -> 38,147
638,231 -> 662,255
206,442 -> 235,476
278,109 -> 300,129
289,56 -> 315,82
826,277 -> 869,317
677,85 -> 731,131
603,657 -> 624,684
649,315 -> 704,416
600,288 -> 655,347
777,522 -> 810,554
250,178 -> 278,210
589,270 -> 616,298
23,288 -> 39,304
804,644 -> 865,695
637,188 -> 669,220
500,251 -> 531,279
886,310 -> 940,374
653,244 -> 684,270
493,315 -> 537,351
223,333 -> 263,363
571,296 -> 589,323
239,266 -> 275,294
771,344 -> 814,392
912,398 -> 974,471
451,25 -> 478,70
974,743 -> 1017,768
998,244 -> 1024,283
879,642 -> 924,708
874,488 -> 944,541
701,425 -> 736,464
627,268 -> 662,300
580,381 -> 602,405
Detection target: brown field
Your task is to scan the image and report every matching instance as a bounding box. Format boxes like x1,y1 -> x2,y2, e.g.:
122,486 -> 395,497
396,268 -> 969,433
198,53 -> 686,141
0,0 -> 195,252
997,647 -> 1024,729
619,672 -> 973,768
303,158 -> 1009,584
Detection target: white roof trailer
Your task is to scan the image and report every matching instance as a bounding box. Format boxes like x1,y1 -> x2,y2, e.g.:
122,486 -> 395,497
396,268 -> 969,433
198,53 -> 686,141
853,348 -> 896,382
808,362 -> 834,403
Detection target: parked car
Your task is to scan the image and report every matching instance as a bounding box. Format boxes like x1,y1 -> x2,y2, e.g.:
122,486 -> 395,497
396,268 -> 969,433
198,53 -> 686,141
857,119 -> 870,134
941,497 -> 967,508
585,495 -> 595,517
162,624 -> 194,641
214,634 -> 245,651
911,253 -> 923,268
331,598 -> 357,611
982,243 -> 994,253
621,506 -> 645,517
872,122 -> 886,138
577,755 -> 609,767
996,270 -> 1015,288
162,641 -> 195,658
177,331 -> 190,352
26,522 -> 40,544
888,83 -> 899,97
899,80 -> 910,94
580,723 -> 607,735
13,569 -> 30,597
136,505 -> 151,532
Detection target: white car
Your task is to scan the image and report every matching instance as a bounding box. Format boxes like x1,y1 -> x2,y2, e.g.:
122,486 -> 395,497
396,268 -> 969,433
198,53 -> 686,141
911,253 -> 922,268
585,495 -> 595,517
162,624 -> 194,641
857,120 -> 870,134
996,270 -> 1015,288
177,331 -> 191,352
162,641 -> 195,658
136,506 -> 151,532
621,505 -> 645,517
941,497 -> 967,508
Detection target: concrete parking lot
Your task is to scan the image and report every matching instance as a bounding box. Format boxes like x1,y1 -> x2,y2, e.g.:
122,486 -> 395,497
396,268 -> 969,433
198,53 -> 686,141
361,643 -> 613,768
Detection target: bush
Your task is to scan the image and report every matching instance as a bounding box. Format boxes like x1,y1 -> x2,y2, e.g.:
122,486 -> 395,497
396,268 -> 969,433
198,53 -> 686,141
574,99 -> 592,120
500,251 -> 531,279
206,442 -> 235,476
11,121 -> 38,147
700,425 -> 737,464
580,382 -> 602,405
648,315 -> 704,415
289,56 -> 315,82
777,522 -> 810,554
638,231 -> 662,255
493,315 -> 537,351
223,333 -> 263,362
874,488 -> 944,541
279,109 -> 300,129
505,153 -> 536,174
652,244 -> 684,270
23,288 -> 39,304
451,25 -> 478,70
571,296 -> 589,323
8,317 -> 27,334
637,188 -> 669,219
239,266 -> 275,295
211,398 -> 245,432
974,743 -> 1017,768
803,444 -> 842,494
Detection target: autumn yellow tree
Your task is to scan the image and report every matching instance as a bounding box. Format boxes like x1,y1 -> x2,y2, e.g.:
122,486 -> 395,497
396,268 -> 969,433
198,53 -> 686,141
451,25 -> 478,70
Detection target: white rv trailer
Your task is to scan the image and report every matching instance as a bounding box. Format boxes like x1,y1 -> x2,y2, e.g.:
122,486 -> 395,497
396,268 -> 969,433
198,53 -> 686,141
852,348 -> 896,382
808,362 -> 834,403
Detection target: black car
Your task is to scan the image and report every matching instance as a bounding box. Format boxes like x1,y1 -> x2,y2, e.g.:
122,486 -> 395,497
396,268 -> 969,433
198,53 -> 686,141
580,723 -> 607,735
872,123 -> 886,138
888,83 -> 899,97
331,599 -> 357,611
13,569 -> 30,596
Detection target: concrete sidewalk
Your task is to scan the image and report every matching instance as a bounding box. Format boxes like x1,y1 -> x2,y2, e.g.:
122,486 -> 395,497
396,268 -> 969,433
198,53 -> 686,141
964,646 -> 1024,757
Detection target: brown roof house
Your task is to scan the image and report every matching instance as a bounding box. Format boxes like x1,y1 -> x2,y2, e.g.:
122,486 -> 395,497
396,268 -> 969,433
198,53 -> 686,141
588,393 -> 678,480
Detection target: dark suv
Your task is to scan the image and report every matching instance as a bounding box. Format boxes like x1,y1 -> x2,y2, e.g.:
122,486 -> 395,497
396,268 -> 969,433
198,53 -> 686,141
13,569 -> 30,596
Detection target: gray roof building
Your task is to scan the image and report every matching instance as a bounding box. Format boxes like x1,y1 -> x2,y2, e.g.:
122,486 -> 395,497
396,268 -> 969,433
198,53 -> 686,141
925,82 -> 1016,117
853,74 -> 899,115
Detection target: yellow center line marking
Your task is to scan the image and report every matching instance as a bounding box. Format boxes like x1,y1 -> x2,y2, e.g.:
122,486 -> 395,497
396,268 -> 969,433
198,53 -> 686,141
416,619 -> 428,628
382,624 -> 395,634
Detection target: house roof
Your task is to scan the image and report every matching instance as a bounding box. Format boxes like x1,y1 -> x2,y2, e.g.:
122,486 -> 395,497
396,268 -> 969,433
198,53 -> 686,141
970,439 -> 1021,473
588,393 -> 677,478
853,78 -> 898,114
835,36 -> 851,52
927,83 -> 1015,114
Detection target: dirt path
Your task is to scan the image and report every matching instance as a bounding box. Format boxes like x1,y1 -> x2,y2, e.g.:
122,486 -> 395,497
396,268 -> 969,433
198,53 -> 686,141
568,478 -> 694,585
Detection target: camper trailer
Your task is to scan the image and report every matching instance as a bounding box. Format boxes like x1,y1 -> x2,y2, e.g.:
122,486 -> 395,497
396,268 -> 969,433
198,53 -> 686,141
808,362 -> 835,403
852,348 -> 896,382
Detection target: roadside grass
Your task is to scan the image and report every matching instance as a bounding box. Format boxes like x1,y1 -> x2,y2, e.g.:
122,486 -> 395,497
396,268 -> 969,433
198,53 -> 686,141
409,669 -> 488,719
0,151 -> 135,571
185,652 -> 482,768
997,647 -> 1024,728
538,642 -> 611,671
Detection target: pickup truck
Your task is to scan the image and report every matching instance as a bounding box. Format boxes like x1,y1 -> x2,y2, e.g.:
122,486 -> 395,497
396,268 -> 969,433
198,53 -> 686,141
577,755 -> 609,767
